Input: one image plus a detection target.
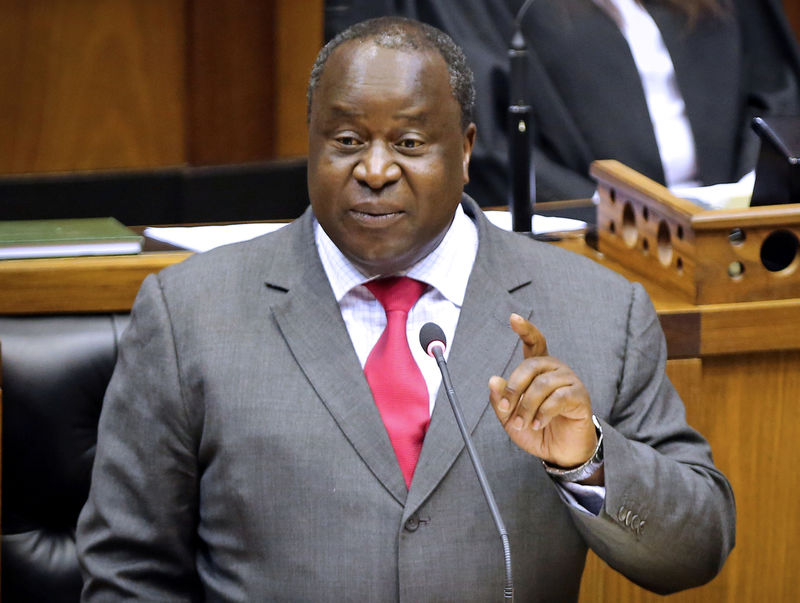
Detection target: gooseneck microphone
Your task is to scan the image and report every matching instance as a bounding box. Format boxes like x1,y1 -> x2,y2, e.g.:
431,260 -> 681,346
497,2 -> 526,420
508,0 -> 537,233
419,322 -> 514,602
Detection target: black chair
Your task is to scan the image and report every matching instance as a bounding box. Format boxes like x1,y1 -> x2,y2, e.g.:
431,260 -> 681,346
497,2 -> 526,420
0,314 -> 130,602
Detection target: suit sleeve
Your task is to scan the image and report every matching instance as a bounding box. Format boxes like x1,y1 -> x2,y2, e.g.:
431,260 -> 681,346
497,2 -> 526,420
569,282 -> 736,594
76,274 -> 202,601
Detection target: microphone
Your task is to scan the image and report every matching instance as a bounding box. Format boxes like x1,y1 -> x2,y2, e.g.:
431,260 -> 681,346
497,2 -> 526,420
508,0 -> 537,233
419,323 -> 514,601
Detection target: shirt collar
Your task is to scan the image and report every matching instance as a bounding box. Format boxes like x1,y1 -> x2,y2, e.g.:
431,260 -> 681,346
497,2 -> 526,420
315,203 -> 478,307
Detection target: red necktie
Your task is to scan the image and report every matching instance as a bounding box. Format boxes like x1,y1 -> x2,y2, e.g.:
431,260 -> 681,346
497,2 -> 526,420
364,277 -> 430,488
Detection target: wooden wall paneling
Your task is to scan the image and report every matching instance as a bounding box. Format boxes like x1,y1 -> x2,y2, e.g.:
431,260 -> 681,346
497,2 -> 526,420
274,0 -> 324,158
187,0 -> 324,165
0,0 -> 187,174
692,351 -> 800,603
187,0 -> 277,165
580,351 -> 800,601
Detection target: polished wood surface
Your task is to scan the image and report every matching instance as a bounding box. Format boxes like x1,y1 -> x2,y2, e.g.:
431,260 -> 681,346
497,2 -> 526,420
0,0 -> 187,173
0,252 -> 189,314
592,160 -> 800,305
274,0 -> 325,158
188,0 -> 276,165
0,0 -> 323,175
556,237 -> 800,357
580,351 -> 800,602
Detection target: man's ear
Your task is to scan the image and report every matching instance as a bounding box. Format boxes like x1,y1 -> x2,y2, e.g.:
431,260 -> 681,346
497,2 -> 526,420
462,123 -> 477,183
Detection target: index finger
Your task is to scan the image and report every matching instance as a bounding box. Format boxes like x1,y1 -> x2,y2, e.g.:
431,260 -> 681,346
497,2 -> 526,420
510,313 -> 548,358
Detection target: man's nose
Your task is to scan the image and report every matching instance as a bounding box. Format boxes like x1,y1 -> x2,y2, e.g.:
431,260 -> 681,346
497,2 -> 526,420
353,142 -> 401,189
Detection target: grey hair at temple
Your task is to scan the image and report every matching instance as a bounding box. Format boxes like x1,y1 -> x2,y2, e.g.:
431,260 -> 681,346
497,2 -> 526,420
306,16 -> 476,132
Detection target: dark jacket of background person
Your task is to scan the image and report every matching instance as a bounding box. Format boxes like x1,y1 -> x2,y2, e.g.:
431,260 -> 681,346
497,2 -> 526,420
327,0 -> 800,204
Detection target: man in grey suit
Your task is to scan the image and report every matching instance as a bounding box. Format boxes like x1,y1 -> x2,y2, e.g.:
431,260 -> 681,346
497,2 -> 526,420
77,17 -> 735,601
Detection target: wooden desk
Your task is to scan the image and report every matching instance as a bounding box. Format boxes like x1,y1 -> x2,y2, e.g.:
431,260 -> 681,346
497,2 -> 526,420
1,237 -> 797,601
554,238 -> 800,603
0,251 -> 190,315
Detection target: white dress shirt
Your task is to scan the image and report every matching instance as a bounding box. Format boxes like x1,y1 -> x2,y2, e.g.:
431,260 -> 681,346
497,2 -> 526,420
609,0 -> 700,188
315,205 -> 605,513
315,204 -> 478,414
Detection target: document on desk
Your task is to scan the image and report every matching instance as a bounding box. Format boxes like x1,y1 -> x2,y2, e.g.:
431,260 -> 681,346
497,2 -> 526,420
145,223 -> 288,252
670,171 -> 755,210
483,211 -> 586,234
145,211 -> 585,253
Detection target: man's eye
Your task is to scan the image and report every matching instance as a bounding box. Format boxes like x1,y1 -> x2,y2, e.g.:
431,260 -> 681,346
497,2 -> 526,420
336,136 -> 361,146
397,138 -> 424,150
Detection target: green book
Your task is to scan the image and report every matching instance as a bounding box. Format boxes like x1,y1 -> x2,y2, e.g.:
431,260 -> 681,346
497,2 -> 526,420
0,217 -> 143,260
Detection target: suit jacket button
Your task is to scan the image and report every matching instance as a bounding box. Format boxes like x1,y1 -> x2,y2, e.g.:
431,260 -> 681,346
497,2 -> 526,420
617,506 -> 627,522
624,510 -> 633,526
404,515 -> 420,532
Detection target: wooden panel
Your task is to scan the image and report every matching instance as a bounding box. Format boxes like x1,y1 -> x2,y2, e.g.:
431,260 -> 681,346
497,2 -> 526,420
684,351 -> 800,602
187,0 -> 276,165
0,0 -> 186,173
187,0 -> 323,163
656,311 -> 700,357
275,0 -> 324,158
700,298 -> 800,355
0,0 -> 325,175
665,357 -> 703,408
593,160 -> 800,305
581,351 -> 800,601
0,252 -> 190,314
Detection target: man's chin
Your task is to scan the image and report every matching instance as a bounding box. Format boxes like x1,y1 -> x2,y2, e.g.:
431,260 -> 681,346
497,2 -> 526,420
345,247 -> 421,278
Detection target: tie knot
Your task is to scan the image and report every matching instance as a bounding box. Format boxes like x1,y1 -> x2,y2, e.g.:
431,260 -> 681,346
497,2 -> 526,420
366,276 -> 427,314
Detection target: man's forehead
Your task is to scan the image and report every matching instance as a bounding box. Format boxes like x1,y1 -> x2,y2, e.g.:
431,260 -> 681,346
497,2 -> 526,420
312,40 -> 450,114
325,38 -> 443,80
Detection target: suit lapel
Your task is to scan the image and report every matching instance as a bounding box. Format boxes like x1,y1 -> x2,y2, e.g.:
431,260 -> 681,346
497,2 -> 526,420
404,204 -> 536,517
265,205 -> 543,514
267,214 -> 408,504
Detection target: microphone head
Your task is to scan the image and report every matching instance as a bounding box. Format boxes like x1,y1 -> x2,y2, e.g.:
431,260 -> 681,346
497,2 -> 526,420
419,322 -> 447,357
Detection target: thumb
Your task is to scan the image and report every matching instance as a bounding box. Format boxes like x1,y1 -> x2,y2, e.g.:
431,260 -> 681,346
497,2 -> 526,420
510,313 -> 548,358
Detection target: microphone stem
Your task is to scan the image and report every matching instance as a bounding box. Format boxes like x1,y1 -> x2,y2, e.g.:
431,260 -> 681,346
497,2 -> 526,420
433,348 -> 514,601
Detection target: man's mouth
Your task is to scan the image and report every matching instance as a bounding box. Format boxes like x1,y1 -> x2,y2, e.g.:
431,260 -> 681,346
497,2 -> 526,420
349,207 -> 405,224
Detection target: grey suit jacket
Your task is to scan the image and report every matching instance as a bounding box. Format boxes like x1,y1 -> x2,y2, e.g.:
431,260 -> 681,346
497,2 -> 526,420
77,198 -> 735,601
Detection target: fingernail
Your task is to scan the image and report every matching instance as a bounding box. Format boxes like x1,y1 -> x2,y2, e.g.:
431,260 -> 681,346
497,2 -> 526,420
499,398 -> 510,412
512,417 -> 524,430
532,419 -> 541,430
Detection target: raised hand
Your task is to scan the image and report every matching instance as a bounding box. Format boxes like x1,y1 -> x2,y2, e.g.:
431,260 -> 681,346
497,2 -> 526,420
488,314 -> 598,472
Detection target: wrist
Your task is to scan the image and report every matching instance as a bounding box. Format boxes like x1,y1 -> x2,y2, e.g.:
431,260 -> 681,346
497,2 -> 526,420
542,415 -> 604,483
